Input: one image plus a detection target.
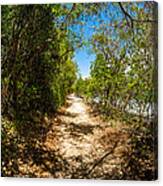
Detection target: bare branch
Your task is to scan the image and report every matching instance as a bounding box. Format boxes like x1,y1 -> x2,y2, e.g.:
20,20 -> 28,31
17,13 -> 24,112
118,2 -> 157,29
119,2 -> 134,28
85,141 -> 118,177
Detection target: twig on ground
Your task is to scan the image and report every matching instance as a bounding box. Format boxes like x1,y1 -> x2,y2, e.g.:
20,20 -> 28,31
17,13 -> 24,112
84,141 -> 118,177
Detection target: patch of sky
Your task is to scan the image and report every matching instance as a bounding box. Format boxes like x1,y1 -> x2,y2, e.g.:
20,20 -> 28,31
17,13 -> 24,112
73,47 -> 96,78
68,2 -> 142,78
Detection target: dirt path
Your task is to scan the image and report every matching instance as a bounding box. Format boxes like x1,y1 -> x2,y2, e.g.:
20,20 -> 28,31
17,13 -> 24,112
43,94 -> 130,179
5,94 -> 130,178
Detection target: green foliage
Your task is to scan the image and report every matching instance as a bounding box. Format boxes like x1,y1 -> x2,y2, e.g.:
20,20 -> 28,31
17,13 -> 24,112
1,2 -> 157,180
73,2 -> 157,180
1,5 -> 78,119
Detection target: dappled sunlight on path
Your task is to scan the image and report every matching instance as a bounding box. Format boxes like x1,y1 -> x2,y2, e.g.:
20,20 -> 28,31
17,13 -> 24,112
50,94 -> 130,179
2,94 -> 130,179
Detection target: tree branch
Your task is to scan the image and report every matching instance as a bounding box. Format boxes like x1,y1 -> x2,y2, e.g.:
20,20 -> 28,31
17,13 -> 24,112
118,2 -> 157,29
85,141 -> 118,177
64,4 -> 76,23
119,2 -> 134,28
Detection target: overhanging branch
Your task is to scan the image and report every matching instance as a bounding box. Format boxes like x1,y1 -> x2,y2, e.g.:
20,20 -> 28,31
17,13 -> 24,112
118,2 -> 157,29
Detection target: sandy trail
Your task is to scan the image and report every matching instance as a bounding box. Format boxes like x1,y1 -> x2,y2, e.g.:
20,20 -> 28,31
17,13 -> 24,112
49,94 -> 129,179
59,94 -> 101,158
14,94 -> 129,178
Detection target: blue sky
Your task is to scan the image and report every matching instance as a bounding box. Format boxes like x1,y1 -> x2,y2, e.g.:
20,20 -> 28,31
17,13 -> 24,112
70,2 -> 118,78
70,2 -> 145,78
73,48 -> 96,78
